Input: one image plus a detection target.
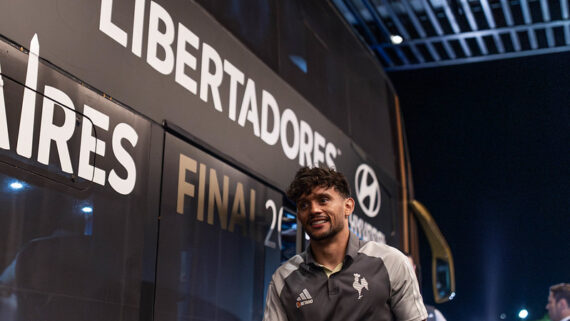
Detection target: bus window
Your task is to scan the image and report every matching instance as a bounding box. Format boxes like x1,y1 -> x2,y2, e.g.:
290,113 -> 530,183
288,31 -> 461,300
280,208 -> 297,262
0,159 -> 154,321
436,258 -> 454,300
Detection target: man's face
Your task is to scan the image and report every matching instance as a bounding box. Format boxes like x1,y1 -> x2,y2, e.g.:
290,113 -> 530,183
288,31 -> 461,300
546,291 -> 561,321
296,186 -> 354,241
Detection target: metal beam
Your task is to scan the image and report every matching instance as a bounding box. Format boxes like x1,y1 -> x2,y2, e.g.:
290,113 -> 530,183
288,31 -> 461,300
343,0 -> 376,44
332,0 -> 570,72
343,0 -> 398,67
377,0 -> 426,63
499,0 -> 521,51
562,0 -> 570,45
520,0 -> 533,24
501,0 -> 515,26
480,0 -> 505,53
520,0 -> 538,49
401,0 -> 441,61
356,0 -> 410,65
377,20 -> 570,46
357,0 -> 391,40
460,0 -> 488,55
384,46 -> 570,71
460,0 -> 478,31
480,0 -> 496,29
374,46 -> 396,67
509,30 -> 522,51
539,0 -> 555,47
420,0 -> 456,59
442,0 -> 472,56
540,0 -> 551,21
562,0 -> 570,19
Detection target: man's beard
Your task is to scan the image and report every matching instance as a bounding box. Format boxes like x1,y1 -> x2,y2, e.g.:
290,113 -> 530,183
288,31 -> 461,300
307,219 -> 344,241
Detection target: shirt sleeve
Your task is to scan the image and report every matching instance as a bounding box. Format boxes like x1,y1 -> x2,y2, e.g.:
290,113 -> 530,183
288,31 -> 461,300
263,279 -> 288,321
434,308 -> 447,321
387,250 -> 428,321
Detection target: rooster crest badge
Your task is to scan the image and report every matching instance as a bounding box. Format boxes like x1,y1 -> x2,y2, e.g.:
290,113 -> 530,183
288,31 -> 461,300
352,273 -> 369,300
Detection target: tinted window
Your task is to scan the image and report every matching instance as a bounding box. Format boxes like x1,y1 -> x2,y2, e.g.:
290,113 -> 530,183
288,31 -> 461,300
154,133 -> 292,321
199,0 -> 399,182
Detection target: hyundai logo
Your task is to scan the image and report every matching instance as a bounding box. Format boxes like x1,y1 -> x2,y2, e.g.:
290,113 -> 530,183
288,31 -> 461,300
354,164 -> 381,217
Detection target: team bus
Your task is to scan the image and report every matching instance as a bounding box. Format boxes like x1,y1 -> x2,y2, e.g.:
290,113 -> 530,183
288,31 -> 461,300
0,1 -> 454,320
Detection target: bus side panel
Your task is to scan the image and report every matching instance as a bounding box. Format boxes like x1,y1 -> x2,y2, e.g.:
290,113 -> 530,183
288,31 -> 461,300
0,40 -> 159,321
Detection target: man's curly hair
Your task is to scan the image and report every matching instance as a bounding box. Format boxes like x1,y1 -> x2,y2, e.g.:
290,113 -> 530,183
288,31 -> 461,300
286,167 -> 351,203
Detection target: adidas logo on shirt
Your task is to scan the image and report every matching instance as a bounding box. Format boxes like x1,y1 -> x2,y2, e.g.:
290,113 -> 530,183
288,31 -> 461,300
296,288 -> 313,308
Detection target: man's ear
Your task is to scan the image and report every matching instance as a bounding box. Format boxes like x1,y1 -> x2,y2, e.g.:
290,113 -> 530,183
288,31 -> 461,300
344,197 -> 355,217
559,298 -> 569,311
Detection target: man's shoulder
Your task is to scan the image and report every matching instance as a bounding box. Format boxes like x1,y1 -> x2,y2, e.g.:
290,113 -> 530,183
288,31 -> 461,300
270,254 -> 305,296
273,254 -> 304,277
357,240 -> 405,261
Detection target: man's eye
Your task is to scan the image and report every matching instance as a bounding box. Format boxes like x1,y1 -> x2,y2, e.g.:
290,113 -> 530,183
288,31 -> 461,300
298,202 -> 308,210
319,197 -> 328,203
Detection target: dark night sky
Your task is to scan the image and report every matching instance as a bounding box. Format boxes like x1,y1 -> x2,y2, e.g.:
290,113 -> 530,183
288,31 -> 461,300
390,52 -> 570,321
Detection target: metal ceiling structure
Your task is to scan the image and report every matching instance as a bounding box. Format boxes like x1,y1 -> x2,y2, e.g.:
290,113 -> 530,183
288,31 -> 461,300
332,0 -> 570,71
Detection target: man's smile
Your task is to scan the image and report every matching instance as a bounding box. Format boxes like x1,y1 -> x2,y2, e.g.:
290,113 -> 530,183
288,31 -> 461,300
308,215 -> 330,228
310,219 -> 328,228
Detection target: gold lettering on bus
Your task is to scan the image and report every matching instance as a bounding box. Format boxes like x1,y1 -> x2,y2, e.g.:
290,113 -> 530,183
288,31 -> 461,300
176,153 -> 257,237
196,163 -> 206,221
208,168 -> 229,229
177,154 -> 196,214
249,190 -> 256,223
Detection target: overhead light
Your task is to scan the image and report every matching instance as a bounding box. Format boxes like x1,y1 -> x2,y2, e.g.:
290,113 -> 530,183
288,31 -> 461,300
518,309 -> 529,319
81,206 -> 93,214
390,34 -> 404,45
9,181 -> 24,190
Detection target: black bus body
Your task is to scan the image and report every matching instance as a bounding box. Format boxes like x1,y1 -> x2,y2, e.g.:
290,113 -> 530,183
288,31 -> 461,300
0,1 -> 453,320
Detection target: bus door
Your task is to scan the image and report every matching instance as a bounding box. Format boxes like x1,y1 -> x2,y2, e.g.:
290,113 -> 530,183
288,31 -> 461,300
154,131 -> 298,321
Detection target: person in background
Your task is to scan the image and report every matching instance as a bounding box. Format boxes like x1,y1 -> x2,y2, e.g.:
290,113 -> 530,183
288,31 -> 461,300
263,167 -> 427,321
546,283 -> 570,321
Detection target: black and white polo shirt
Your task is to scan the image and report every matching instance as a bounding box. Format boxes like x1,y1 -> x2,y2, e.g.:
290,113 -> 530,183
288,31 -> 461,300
263,232 -> 427,321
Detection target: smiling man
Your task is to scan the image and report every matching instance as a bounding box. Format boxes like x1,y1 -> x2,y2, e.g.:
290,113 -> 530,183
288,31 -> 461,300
263,167 -> 427,321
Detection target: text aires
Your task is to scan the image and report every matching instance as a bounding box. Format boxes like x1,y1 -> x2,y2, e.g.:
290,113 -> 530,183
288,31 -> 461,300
0,35 -> 139,195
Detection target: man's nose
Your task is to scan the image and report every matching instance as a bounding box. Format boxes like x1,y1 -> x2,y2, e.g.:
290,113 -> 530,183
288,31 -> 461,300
310,201 -> 323,213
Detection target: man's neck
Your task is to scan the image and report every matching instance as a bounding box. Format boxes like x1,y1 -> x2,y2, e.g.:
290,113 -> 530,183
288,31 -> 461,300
310,228 -> 350,270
